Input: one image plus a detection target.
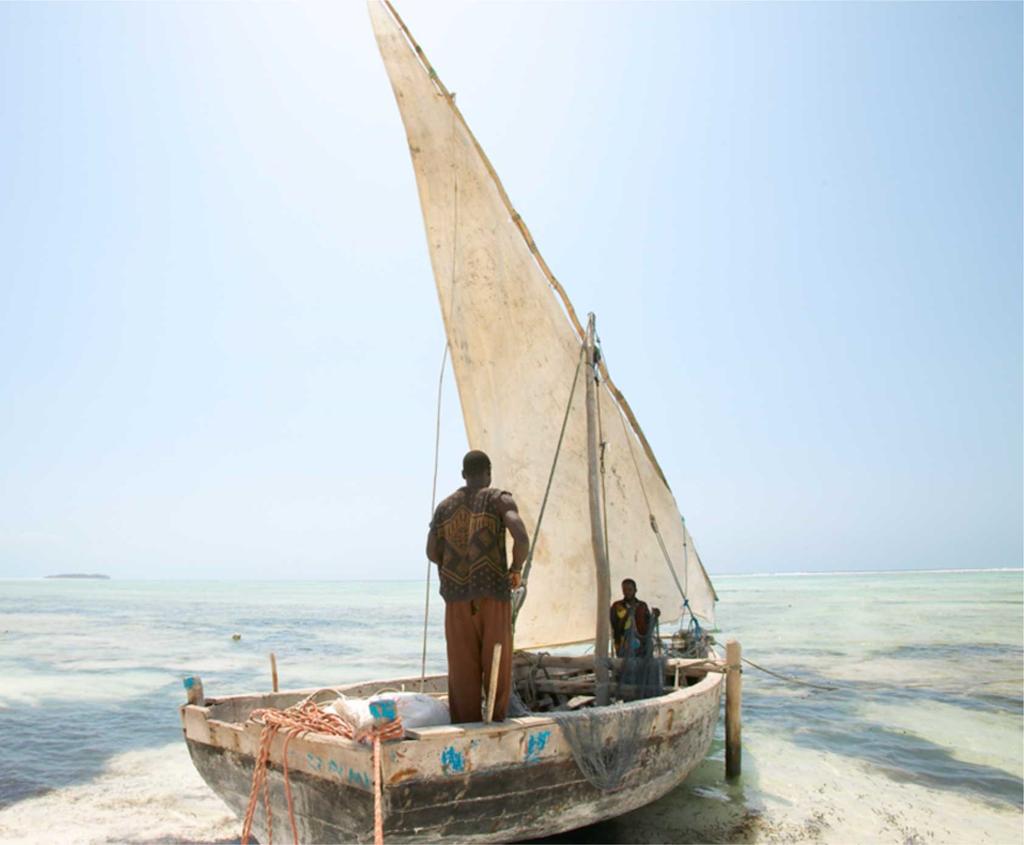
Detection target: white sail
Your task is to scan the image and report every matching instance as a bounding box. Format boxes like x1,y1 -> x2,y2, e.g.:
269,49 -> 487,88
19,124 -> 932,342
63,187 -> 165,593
370,1 -> 716,648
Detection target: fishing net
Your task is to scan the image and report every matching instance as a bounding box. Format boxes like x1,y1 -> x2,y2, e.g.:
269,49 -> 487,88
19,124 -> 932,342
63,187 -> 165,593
550,702 -> 657,792
617,652 -> 666,701
507,686 -> 532,718
615,613 -> 666,701
510,644 -> 663,792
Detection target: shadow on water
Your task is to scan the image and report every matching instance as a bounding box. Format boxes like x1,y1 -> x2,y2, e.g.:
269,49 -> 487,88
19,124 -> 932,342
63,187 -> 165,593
743,664 -> 1024,811
527,738 -> 771,845
870,642 -> 1024,661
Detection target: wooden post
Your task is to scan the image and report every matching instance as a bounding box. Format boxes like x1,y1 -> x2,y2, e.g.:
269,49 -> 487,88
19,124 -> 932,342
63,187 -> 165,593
584,313 -> 612,706
270,652 -> 279,693
485,643 -> 502,722
183,675 -> 204,706
725,639 -> 742,778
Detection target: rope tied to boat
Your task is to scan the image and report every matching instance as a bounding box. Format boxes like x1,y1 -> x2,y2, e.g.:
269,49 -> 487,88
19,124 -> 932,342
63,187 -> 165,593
240,695 -> 403,845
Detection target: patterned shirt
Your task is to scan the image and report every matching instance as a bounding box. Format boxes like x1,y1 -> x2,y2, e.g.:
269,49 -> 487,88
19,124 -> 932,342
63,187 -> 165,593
610,599 -> 653,657
430,486 -> 515,603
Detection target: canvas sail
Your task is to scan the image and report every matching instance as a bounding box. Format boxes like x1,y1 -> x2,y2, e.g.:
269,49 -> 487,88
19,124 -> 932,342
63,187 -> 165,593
370,1 -> 716,648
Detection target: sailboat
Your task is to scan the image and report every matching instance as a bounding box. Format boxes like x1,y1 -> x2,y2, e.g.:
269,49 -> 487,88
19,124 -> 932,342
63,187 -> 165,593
180,3 -> 724,842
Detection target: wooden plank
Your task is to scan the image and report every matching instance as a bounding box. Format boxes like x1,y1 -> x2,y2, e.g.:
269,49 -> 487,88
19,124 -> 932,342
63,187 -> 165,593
526,668 -> 717,697
516,653 -> 722,672
404,716 -> 554,741
531,678 -> 594,694
180,704 -> 212,744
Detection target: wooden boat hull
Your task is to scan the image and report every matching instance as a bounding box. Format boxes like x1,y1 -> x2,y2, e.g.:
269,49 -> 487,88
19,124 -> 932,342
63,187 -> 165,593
181,668 -> 722,843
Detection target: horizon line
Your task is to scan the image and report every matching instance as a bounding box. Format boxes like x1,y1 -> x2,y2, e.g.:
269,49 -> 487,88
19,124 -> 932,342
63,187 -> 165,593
1,566 -> 1021,582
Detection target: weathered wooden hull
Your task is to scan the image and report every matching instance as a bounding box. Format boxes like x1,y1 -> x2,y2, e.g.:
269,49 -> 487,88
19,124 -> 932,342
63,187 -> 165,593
181,668 -> 722,843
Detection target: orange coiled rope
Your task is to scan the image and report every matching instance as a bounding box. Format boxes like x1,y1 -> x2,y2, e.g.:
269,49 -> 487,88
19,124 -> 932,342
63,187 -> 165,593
239,697 -> 403,845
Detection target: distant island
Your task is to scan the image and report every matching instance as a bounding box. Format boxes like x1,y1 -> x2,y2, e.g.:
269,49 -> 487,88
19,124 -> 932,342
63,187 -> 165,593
45,573 -> 110,580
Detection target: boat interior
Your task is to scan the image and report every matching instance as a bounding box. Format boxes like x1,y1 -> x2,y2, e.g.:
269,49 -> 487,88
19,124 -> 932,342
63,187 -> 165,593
198,644 -> 720,731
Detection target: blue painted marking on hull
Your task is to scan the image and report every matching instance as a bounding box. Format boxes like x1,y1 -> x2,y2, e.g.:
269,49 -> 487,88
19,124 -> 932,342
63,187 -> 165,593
441,745 -> 465,774
526,730 -> 551,762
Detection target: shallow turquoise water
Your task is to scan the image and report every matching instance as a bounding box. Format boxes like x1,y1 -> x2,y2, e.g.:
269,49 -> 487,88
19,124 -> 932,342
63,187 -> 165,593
714,571 -> 1023,808
0,571 -> 1020,842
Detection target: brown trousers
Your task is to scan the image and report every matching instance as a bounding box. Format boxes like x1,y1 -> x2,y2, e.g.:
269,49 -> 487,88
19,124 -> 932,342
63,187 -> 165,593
444,597 -> 512,723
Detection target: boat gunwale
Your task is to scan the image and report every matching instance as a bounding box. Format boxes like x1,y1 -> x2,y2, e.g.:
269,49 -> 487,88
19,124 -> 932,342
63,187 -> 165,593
183,658 -> 725,756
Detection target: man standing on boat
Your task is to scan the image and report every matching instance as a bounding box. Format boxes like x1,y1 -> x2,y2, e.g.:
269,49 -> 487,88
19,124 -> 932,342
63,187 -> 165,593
426,450 -> 529,723
610,578 -> 660,657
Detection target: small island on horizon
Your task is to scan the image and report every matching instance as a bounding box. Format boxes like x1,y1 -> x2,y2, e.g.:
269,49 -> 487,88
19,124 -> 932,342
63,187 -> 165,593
45,573 -> 111,580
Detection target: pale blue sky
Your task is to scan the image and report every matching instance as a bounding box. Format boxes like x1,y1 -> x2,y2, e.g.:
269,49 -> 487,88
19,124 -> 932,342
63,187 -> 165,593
0,1 -> 1020,579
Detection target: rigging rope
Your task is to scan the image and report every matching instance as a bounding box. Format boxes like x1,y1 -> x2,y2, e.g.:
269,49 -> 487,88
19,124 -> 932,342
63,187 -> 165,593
512,340 -> 587,626
420,104 -> 461,689
606,380 -> 691,608
420,343 -> 449,690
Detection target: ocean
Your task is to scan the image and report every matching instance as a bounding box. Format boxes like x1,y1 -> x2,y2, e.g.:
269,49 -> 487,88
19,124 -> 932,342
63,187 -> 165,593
0,571 -> 1020,844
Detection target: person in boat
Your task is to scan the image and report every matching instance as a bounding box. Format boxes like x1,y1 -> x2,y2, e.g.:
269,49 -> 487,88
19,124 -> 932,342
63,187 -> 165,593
426,450 -> 529,723
610,578 -> 660,658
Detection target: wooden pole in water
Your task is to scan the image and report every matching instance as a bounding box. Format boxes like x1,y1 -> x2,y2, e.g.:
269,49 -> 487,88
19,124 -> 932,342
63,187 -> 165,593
584,313 -> 612,706
270,652 -> 279,693
485,643 -> 502,722
725,639 -> 742,778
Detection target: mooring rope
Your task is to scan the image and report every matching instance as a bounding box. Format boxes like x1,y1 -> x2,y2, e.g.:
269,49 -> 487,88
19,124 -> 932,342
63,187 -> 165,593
241,695 -> 403,845
740,656 -> 840,691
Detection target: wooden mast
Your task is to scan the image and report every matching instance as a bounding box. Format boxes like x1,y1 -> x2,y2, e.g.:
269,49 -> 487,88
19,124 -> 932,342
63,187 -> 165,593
585,313 -> 612,705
